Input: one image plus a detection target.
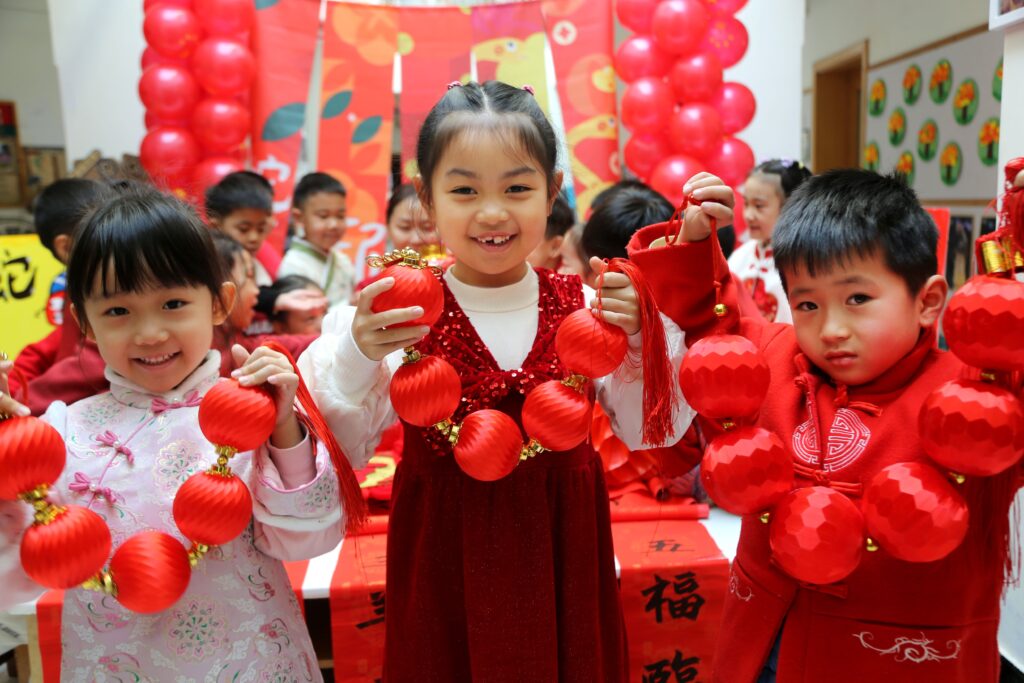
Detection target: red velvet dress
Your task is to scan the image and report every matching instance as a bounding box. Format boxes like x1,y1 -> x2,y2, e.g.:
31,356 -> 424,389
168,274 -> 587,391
383,271 -> 628,682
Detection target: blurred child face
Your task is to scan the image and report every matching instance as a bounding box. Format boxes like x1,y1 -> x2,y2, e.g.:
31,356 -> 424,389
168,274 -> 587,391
557,227 -> 595,287
228,251 -> 259,331
388,196 -> 438,252
78,269 -> 231,394
786,251 -> 944,386
426,127 -> 560,287
214,208 -> 273,255
743,174 -> 784,244
527,233 -> 565,271
272,286 -> 325,335
294,192 -> 347,252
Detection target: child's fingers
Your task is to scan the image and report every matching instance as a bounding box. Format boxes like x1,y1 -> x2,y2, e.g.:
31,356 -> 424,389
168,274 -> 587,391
0,391 -> 30,418
592,309 -> 639,335
595,271 -> 633,291
691,185 -> 736,209
587,256 -> 608,277
590,296 -> 636,315
682,172 -> 722,195
357,277 -> 396,311
363,306 -> 425,331
701,202 -> 734,224
230,344 -> 251,369
371,325 -> 431,346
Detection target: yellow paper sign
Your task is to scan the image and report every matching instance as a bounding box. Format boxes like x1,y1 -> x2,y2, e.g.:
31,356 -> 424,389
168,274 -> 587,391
0,234 -> 63,359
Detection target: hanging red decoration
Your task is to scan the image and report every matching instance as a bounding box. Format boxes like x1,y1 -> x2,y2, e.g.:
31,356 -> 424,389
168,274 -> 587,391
669,52 -> 724,104
614,35 -> 673,83
193,156 -> 245,193
20,505 -> 112,589
140,127 -> 201,188
769,486 -> 865,585
191,38 -> 256,98
941,275 -> 1024,372
652,0 -> 711,56
649,155 -> 704,207
194,0 -> 255,36
700,15 -> 749,68
452,410 -> 524,482
106,531 -> 192,614
368,249 -> 445,328
678,334 -> 769,420
623,133 -> 672,180
139,64 -> 201,122
0,417 -> 65,500
669,103 -> 724,159
712,81 -> 757,135
521,379 -> 593,452
198,379 -> 278,455
192,97 -> 251,153
615,0 -> 660,33
919,378 -> 1024,477
707,136 -> 756,187
620,77 -> 674,135
555,308 -> 628,378
700,426 -> 793,515
173,471 -> 253,546
862,462 -> 969,563
389,354 -> 462,428
143,5 -> 202,61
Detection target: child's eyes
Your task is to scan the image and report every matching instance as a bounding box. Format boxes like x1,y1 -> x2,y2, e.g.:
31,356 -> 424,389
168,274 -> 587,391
794,301 -> 817,312
451,186 -> 476,195
104,306 -> 129,317
164,300 -> 188,310
847,293 -> 871,305
507,185 -> 532,194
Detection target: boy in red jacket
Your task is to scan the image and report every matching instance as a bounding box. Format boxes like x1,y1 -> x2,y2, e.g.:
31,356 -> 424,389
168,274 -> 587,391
628,169 -> 1023,683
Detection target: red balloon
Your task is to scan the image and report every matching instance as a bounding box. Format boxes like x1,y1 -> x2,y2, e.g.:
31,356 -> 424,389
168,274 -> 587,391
144,0 -> 191,10
192,97 -> 250,152
669,103 -> 723,160
390,355 -> 462,427
615,0 -> 660,33
769,486 -> 865,585
731,186 -> 747,236
679,334 -> 770,420
555,309 -> 629,378
624,133 -> 671,180
649,154 -> 704,208
143,6 -> 202,61
453,410 -> 523,481
198,379 -> 277,453
700,15 -> 749,68
193,156 -> 245,192
370,263 -> 445,328
942,275 -> 1024,372
195,0 -> 255,35
614,35 -> 673,84
139,65 -> 200,121
145,111 -> 189,131
141,46 -> 187,71
701,0 -> 748,14
712,82 -> 757,134
707,136 -> 755,187
652,0 -> 711,56
670,52 -> 724,104
700,426 -> 793,515
140,127 -> 201,186
621,77 -> 674,135
192,38 -> 256,97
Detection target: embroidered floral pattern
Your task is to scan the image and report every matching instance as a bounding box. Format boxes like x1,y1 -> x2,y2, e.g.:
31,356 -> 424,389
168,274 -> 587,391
853,631 -> 961,663
255,618 -> 293,656
728,571 -> 753,602
299,471 -> 337,514
257,658 -> 297,683
167,598 -> 228,661
153,439 -> 206,493
84,595 -> 133,633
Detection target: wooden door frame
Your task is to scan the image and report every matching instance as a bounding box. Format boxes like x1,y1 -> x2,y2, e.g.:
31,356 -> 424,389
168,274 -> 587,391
812,41 -> 868,173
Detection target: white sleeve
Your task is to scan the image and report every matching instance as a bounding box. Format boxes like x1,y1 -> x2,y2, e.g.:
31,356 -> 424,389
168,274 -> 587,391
297,305 -> 403,469
594,313 -> 694,451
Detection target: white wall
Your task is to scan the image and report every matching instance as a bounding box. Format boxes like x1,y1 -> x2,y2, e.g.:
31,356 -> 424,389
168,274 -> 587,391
0,0 -> 64,147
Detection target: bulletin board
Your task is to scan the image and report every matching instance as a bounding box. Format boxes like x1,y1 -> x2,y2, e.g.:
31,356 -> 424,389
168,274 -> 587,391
0,101 -> 28,207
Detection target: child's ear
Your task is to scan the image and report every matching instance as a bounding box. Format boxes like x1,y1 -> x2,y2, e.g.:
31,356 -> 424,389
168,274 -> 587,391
214,282 -> 237,325
69,303 -> 94,340
290,207 -> 304,236
917,274 -> 948,327
413,175 -> 433,215
547,171 -> 564,213
52,234 -> 73,265
208,217 -> 223,230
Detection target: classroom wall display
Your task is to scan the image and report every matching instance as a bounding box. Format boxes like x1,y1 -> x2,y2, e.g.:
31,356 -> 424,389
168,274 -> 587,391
863,30 -> 1002,200
0,234 -> 65,360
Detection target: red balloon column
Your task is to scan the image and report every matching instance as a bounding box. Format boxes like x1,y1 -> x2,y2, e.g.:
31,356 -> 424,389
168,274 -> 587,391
139,0 -> 253,201
615,0 -> 755,209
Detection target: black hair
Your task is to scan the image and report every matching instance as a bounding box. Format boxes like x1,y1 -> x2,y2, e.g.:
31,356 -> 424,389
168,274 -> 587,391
293,172 -> 346,210
589,179 -> 650,214
773,169 -> 937,294
205,171 -> 273,220
416,81 -> 559,202
33,178 -> 109,253
546,193 -> 575,240
209,230 -> 247,276
748,158 -> 812,200
580,183 -> 673,260
66,184 -> 226,325
264,274 -> 323,323
386,183 -> 419,224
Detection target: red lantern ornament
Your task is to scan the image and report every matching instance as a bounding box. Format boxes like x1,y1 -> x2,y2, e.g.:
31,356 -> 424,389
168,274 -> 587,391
143,5 -> 202,61
669,103 -> 724,160
621,77 -> 674,135
862,462 -> 969,563
139,65 -> 201,122
707,136 -> 756,187
769,486 -> 865,585
700,15 -> 749,68
652,0 -> 711,56
711,81 -> 757,135
669,52 -> 724,104
194,0 -> 255,35
521,379 -> 592,452
107,531 -> 191,613
942,275 -> 1024,372
919,378 -> 1024,477
192,97 -> 251,152
700,426 -> 793,515
555,309 -> 628,378
615,0 -> 660,33
174,471 -> 253,546
0,417 -> 66,500
614,35 -> 673,83
193,156 -> 245,193
20,505 -> 112,589
198,379 -> 278,455
191,38 -> 256,97
649,155 -> 704,207
140,127 -> 201,188
369,251 -> 444,328
453,410 -> 523,481
390,354 -> 462,427
678,334 -> 769,420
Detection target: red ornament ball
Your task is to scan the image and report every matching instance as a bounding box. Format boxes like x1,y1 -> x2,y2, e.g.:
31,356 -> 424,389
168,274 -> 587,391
614,34 -> 673,83
652,0 -> 711,56
174,471 -> 253,546
140,127 -> 201,185
109,531 -> 191,613
919,378 -> 1024,477
139,64 -> 200,121
620,77 -> 675,135
195,0 -> 255,35
370,263 -> 444,328
711,81 -> 757,135
615,0 -> 660,33
453,410 -> 523,481
700,15 -> 750,68
143,5 -> 201,60
555,309 -> 629,378
199,379 -> 278,453
0,416 -> 66,500
669,51 -> 724,104
669,103 -> 724,160
649,154 -> 704,207
624,133 -> 672,181
862,462 -> 969,563
192,97 -> 251,153
700,426 -> 793,515
769,486 -> 865,585
707,136 -> 756,187
191,38 -> 256,97
390,356 -> 461,427
679,334 -> 769,420
522,380 -> 593,452
193,156 -> 245,193
942,275 -> 1024,372
20,505 -> 111,589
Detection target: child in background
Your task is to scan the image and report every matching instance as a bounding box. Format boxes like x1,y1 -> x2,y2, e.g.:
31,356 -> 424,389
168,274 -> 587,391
385,182 -> 441,256
279,172 -> 355,307
205,170 -> 276,286
729,158 -> 812,323
265,275 -> 327,335
0,185 -> 343,681
558,223 -> 594,286
629,169 -> 1023,683
526,192 -> 574,270
300,80 -> 691,681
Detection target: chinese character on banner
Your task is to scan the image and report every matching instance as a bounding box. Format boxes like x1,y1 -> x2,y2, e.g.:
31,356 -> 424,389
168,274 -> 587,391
642,572 -> 705,624
642,650 -> 701,683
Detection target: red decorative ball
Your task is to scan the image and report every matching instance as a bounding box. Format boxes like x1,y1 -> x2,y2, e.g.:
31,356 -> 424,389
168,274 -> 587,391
700,15 -> 749,68
652,0 -> 711,56
669,103 -> 723,159
140,127 -> 200,186
370,263 -> 444,328
192,97 -> 251,153
0,417 -> 66,500
942,275 -> 1024,372
195,0 -> 255,35
669,52 -> 724,104
174,471 -> 253,546
615,0 -> 660,33
649,154 -> 704,207
862,462 -> 969,563
769,486 -> 865,585
192,38 -> 256,97
521,380 -> 593,452
109,531 -> 191,613
143,5 -> 201,60
614,35 -> 673,83
919,378 -> 1024,476
700,426 -> 793,515
453,410 -> 523,481
390,356 -> 461,427
139,64 -> 200,121
193,156 -> 245,193
621,77 -> 674,135
707,136 -> 755,187
623,133 -> 672,180
679,334 -> 769,420
701,0 -> 748,14
555,309 -> 629,378
199,379 -> 278,453
20,505 -> 111,589
711,81 -> 757,135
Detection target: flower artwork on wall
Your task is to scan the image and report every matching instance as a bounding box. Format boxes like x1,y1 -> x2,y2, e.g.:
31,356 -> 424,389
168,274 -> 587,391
993,57 -> 1002,101
888,107 -> 906,146
869,79 -> 887,116
896,151 -> 915,186
863,141 -> 880,172
940,142 -> 962,186
952,78 -> 979,125
929,59 -> 953,104
977,117 -> 999,166
903,64 -> 922,105
918,119 -> 938,161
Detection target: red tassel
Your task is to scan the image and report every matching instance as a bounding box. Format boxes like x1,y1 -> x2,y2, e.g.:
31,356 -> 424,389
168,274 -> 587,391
606,258 -> 679,446
259,342 -> 367,533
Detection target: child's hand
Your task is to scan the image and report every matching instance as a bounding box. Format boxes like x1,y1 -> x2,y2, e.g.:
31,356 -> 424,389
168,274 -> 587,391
589,258 -> 640,336
231,345 -> 303,447
674,172 -> 736,243
274,289 -> 329,317
352,277 -> 431,361
0,358 -> 30,418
